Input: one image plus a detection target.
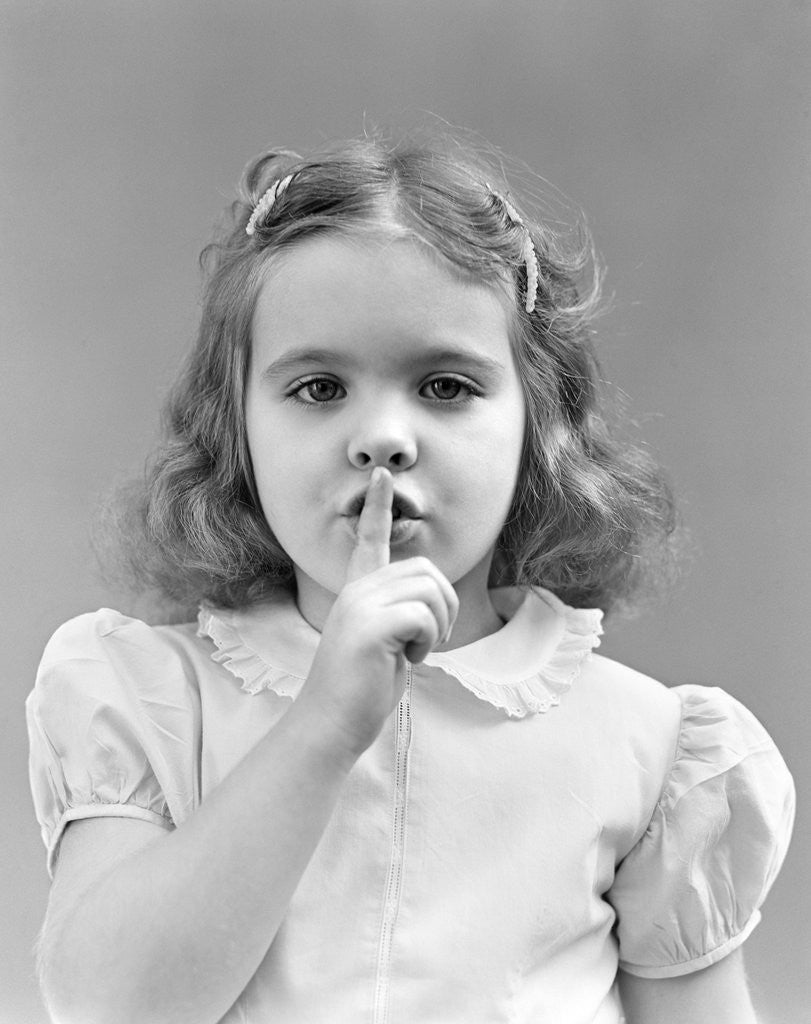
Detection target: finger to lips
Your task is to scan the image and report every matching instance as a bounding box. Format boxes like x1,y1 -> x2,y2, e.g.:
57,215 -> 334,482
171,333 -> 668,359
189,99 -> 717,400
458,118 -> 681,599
345,466 -> 393,582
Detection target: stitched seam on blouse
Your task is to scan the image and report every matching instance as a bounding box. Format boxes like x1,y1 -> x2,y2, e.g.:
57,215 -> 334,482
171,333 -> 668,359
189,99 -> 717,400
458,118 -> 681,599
372,663 -> 413,1024
635,690 -> 684,845
656,692 -> 685,819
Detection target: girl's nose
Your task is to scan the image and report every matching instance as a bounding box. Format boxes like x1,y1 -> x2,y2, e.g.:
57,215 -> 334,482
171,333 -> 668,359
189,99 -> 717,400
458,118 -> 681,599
347,414 -> 418,471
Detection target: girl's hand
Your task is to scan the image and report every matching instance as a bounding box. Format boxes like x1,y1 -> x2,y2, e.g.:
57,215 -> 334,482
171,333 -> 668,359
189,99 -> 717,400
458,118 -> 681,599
299,467 -> 458,758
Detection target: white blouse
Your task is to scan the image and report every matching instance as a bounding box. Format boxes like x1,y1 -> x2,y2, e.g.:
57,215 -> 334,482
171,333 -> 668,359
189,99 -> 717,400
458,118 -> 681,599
26,587 -> 795,1024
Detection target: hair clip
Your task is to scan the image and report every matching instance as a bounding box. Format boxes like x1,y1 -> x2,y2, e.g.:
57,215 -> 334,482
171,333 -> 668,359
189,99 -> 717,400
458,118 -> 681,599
487,185 -> 539,313
245,173 -> 295,236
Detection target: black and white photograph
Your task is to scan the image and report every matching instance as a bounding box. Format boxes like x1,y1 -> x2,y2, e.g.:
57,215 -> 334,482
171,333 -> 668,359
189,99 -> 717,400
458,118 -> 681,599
2,3 -> 808,1022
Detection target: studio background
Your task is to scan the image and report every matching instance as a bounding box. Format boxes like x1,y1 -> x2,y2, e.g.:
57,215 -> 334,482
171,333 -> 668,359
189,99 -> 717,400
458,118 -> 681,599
2,2 -> 808,1022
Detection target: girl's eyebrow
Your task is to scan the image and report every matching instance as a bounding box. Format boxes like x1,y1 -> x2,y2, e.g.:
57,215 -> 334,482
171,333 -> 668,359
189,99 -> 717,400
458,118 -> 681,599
411,347 -> 506,377
259,345 -> 506,382
259,348 -> 352,382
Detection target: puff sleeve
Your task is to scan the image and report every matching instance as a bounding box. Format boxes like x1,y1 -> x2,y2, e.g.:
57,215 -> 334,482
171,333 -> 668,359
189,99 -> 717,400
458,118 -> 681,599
26,610 -> 201,878
608,685 -> 795,978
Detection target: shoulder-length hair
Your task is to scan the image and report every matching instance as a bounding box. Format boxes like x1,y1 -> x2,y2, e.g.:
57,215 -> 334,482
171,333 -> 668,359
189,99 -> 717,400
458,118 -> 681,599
114,131 -> 678,614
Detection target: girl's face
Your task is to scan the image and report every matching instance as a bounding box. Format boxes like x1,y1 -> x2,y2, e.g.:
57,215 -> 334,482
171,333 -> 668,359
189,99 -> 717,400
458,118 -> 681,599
245,234 -> 526,629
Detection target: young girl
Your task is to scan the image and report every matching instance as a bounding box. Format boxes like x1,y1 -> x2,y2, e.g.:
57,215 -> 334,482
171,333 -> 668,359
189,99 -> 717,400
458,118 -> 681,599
27,134 -> 794,1024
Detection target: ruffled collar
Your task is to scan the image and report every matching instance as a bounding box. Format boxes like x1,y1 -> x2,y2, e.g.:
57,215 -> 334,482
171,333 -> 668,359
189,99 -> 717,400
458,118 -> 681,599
197,587 -> 603,719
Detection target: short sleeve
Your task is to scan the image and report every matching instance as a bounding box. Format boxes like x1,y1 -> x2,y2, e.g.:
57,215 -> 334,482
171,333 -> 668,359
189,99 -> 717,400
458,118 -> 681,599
26,610 -> 200,878
608,684 -> 795,978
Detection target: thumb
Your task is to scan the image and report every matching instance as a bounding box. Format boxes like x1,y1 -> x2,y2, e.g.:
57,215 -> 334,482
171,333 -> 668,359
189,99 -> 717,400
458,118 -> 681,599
345,467 -> 393,583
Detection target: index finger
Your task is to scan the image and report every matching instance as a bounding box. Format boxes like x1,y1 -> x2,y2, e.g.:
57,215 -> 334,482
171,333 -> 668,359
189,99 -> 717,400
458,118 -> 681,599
345,467 -> 393,583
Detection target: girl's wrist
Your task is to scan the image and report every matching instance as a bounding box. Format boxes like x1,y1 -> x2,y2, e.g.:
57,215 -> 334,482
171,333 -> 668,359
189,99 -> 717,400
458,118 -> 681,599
282,688 -> 371,770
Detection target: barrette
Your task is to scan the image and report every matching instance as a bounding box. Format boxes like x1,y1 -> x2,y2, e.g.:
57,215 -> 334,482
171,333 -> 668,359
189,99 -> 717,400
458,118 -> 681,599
487,185 -> 539,313
246,173 -> 295,236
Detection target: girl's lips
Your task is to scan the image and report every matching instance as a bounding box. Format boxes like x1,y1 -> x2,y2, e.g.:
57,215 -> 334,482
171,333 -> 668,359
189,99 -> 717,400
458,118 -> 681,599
341,484 -> 424,545
388,517 -> 421,544
343,488 -> 423,521
344,514 -> 421,544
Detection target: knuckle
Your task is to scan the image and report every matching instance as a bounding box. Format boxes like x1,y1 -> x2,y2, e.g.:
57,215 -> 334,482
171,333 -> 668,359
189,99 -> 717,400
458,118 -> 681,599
418,603 -> 440,634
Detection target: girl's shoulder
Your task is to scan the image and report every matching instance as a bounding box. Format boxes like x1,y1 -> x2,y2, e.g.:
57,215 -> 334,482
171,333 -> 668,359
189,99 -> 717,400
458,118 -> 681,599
34,607 -> 208,703
573,650 -> 684,750
578,648 -> 787,772
39,606 -> 199,660
573,652 -> 795,816
30,608 -> 213,754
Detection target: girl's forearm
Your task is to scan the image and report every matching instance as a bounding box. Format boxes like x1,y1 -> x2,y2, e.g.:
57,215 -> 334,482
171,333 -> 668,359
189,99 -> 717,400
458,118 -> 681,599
40,695 -> 360,1024
618,954 -> 758,1024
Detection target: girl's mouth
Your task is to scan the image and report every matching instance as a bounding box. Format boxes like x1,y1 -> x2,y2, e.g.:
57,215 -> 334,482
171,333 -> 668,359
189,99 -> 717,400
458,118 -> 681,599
343,510 -> 421,544
344,489 -> 422,522
342,490 -> 423,544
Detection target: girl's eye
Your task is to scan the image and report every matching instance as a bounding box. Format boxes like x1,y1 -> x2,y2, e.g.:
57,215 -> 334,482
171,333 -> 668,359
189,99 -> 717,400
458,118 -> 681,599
289,377 -> 345,404
420,376 -> 479,402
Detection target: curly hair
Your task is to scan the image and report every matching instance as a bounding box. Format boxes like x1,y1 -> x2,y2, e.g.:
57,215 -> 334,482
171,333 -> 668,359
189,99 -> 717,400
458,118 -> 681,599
114,131 -> 678,615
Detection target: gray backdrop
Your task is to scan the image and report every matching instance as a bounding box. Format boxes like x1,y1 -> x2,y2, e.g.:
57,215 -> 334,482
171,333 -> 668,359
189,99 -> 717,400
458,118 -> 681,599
2,2 -> 809,1022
